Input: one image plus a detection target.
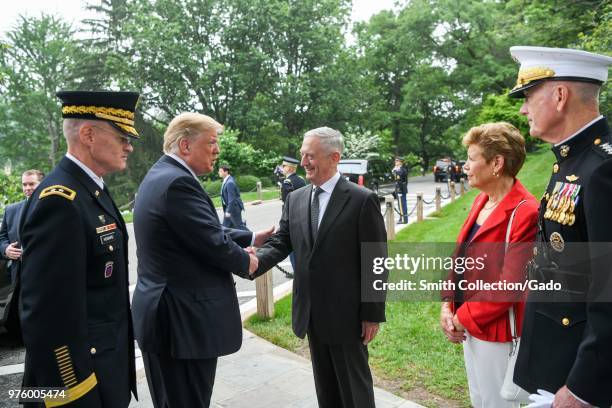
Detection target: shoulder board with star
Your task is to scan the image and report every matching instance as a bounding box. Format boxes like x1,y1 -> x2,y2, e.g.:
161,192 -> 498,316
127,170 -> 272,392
283,178 -> 293,184
39,185 -> 77,201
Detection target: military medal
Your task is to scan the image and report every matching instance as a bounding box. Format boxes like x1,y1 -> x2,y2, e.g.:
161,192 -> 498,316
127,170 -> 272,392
98,215 -> 106,224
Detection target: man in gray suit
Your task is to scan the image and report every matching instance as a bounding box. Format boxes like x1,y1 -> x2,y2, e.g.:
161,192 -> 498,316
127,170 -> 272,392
1,169 -> 44,283
254,127 -> 387,408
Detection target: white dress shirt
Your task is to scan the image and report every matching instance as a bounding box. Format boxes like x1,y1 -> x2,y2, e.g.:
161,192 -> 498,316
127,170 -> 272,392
311,172 -> 341,228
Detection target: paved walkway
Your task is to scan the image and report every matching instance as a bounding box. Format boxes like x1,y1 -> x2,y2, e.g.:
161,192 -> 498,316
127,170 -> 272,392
129,330 -> 423,408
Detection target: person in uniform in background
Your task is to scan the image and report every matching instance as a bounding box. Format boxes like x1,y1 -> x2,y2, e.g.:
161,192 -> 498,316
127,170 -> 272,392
509,46 -> 612,408
19,90 -> 140,407
280,156 -> 306,270
219,165 -> 247,230
280,156 -> 306,203
392,157 -> 408,223
1,169 -> 44,284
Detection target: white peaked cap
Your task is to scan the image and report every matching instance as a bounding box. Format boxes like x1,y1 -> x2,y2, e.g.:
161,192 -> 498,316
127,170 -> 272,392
508,46 -> 612,98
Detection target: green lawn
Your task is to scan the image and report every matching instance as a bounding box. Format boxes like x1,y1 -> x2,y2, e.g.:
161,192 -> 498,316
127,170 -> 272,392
249,148 -> 554,407
122,188 -> 280,223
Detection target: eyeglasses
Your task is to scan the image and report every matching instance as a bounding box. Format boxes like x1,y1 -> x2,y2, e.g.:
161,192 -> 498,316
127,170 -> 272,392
91,125 -> 132,146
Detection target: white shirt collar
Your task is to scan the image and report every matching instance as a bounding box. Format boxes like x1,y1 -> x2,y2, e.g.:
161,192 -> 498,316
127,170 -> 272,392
313,171 -> 341,195
554,115 -> 604,147
166,153 -> 197,179
65,152 -> 105,190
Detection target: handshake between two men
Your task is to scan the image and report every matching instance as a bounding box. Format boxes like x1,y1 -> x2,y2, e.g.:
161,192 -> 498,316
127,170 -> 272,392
131,118 -> 387,408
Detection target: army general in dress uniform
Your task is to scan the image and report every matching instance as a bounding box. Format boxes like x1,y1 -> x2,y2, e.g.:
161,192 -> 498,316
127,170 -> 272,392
509,47 -> 612,407
18,91 -> 140,407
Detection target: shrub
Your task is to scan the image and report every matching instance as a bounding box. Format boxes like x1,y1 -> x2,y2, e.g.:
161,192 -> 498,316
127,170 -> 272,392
204,180 -> 222,197
236,175 -> 259,192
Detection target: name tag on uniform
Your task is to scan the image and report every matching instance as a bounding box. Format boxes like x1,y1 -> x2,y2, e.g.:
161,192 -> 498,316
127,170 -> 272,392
100,232 -> 115,245
96,223 -> 117,234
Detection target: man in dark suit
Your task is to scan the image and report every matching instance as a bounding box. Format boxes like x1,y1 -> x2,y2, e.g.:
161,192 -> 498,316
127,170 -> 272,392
219,164 -> 247,229
509,47 -> 612,407
19,90 -> 140,407
255,127 -> 387,408
132,112 -> 271,408
1,169 -> 43,284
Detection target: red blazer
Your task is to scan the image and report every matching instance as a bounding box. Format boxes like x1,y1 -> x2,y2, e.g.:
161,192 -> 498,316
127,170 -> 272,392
453,179 -> 538,342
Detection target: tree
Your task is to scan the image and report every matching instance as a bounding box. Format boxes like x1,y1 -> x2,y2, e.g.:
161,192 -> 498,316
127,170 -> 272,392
0,15 -> 81,169
343,129 -> 381,159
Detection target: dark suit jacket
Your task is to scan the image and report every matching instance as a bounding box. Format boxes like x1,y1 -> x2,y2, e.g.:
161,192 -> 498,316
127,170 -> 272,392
255,176 -> 387,344
132,155 -> 253,359
19,156 -> 135,407
0,199 -> 25,280
221,175 -> 245,229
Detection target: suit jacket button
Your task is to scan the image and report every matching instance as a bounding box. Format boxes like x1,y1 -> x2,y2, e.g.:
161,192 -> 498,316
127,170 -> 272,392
90,347 -> 97,355
109,245 -> 114,252
562,317 -> 570,326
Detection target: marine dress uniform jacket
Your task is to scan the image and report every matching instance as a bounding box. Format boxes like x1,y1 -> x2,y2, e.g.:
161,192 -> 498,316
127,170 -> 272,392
0,199 -> 26,282
131,155 -> 253,359
19,156 -> 136,407
514,117 -> 612,407
451,179 -> 538,342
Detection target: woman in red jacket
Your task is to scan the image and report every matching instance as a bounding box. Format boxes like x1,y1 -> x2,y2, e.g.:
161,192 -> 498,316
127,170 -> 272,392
440,122 -> 538,408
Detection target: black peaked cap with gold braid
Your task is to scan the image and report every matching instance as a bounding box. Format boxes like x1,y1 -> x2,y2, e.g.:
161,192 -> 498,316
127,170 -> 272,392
57,90 -> 141,139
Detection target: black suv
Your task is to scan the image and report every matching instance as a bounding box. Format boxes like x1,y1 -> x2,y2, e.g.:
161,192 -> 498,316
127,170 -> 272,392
433,158 -> 465,182
338,159 -> 396,197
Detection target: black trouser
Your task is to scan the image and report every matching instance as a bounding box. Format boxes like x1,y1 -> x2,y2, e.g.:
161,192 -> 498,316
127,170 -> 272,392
307,326 -> 376,408
142,352 -> 217,408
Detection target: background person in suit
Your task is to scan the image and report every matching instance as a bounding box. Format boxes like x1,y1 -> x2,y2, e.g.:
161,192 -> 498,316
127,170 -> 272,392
254,127 -> 387,408
508,46 -> 612,407
19,90 -> 140,407
219,164 -> 247,230
132,112 -> 271,408
440,122 -> 538,408
1,169 -> 44,284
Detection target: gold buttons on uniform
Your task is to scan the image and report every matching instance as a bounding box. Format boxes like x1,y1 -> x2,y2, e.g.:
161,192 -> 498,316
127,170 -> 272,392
562,317 -> 570,326
90,347 -> 97,355
553,163 -> 559,173
109,245 -> 114,252
594,138 -> 601,145
95,190 -> 100,197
